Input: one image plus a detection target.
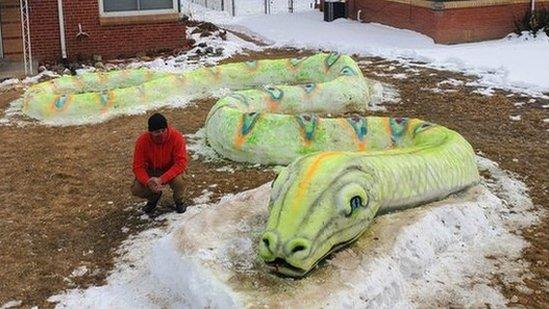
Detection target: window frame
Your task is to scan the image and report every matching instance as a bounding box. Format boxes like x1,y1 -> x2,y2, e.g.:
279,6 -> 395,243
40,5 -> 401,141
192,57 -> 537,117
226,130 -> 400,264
98,0 -> 179,17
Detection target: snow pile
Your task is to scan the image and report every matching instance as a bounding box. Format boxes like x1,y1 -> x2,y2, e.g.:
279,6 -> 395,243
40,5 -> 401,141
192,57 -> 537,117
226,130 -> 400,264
185,128 -> 223,162
49,157 -> 540,308
188,10 -> 549,97
0,300 -> 23,309
0,70 -> 59,92
0,78 -> 20,90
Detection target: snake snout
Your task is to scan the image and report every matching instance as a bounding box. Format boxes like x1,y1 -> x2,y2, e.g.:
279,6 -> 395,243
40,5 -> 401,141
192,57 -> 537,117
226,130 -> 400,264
259,231 -> 312,262
259,231 -> 278,261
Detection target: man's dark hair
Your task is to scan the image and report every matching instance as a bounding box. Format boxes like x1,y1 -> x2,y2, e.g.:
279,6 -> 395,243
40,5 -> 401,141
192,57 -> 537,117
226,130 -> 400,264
148,113 -> 168,132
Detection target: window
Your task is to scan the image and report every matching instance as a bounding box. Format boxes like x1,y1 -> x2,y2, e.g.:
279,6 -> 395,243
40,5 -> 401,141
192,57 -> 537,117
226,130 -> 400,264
100,0 -> 179,15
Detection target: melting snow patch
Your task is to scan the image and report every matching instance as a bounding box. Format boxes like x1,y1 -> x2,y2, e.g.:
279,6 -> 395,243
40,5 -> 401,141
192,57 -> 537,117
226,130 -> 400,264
472,87 -> 495,96
421,87 -> 457,94
70,266 -> 88,278
509,115 -> 522,121
0,78 -> 20,90
49,157 -> 540,308
438,78 -> 464,87
369,81 -> 401,109
185,128 -> 222,162
214,165 -> 237,173
193,189 -> 215,204
392,73 -> 408,79
0,300 -> 22,309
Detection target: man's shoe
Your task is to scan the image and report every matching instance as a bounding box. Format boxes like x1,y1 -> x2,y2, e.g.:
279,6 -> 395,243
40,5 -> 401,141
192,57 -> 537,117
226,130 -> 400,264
143,193 -> 162,214
175,201 -> 187,214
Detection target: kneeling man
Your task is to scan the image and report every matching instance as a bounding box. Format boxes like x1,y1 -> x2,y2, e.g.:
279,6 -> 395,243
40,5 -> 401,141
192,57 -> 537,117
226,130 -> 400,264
131,113 -> 188,213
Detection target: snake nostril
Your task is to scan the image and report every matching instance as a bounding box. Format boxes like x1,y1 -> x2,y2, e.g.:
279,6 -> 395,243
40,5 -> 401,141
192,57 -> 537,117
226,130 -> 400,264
287,239 -> 310,257
263,237 -> 270,248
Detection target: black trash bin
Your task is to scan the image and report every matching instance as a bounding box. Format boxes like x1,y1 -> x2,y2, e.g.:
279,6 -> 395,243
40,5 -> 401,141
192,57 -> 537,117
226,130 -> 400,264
323,1 -> 346,22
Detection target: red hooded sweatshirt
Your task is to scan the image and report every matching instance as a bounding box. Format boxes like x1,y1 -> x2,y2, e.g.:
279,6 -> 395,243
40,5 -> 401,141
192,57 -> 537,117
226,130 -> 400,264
133,126 -> 188,185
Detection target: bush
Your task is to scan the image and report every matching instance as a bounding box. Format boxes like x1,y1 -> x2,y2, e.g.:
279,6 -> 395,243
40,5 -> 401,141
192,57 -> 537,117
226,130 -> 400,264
515,8 -> 549,36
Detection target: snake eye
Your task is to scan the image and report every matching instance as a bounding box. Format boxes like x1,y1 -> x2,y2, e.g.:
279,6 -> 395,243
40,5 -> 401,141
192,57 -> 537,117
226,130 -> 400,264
413,122 -> 434,136
347,196 -> 362,216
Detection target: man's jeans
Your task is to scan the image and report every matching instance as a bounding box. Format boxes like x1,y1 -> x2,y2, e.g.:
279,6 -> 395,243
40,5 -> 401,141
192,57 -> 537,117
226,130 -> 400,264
131,169 -> 185,204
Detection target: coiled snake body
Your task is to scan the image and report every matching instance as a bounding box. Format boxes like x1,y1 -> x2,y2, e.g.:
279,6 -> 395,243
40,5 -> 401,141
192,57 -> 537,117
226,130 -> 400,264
22,53 -> 479,276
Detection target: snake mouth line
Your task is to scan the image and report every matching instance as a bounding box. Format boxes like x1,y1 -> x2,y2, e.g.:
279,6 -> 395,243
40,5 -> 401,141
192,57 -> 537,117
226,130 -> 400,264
266,258 -> 308,276
267,236 -> 360,277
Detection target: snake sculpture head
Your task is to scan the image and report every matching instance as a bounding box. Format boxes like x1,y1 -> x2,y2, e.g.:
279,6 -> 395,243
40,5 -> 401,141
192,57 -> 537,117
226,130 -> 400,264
258,152 -> 379,276
257,119 -> 479,277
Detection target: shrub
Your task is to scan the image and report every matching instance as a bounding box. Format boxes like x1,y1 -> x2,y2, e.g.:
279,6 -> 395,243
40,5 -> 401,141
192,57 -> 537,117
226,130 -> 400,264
515,8 -> 549,36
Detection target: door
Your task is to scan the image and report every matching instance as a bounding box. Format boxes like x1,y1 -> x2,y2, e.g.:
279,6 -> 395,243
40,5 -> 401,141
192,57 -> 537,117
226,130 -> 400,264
0,0 -> 23,61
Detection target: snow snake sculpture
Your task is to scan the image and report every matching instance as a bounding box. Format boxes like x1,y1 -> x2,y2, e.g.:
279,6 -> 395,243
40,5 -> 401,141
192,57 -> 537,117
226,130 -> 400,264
21,53 -> 479,277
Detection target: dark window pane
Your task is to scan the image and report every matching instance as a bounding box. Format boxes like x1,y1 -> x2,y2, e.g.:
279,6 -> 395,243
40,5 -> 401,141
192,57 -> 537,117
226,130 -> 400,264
104,0 -> 138,12
139,0 -> 174,10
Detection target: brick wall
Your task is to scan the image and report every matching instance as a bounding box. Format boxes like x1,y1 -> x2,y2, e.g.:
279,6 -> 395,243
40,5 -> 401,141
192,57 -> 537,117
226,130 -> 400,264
29,0 -> 62,63
347,0 -> 438,39
342,0 -> 549,44
29,0 -> 188,63
434,2 -> 549,43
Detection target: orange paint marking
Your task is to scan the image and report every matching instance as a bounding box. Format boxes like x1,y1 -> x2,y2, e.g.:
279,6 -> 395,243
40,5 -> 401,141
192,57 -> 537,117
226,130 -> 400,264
234,134 -> 245,149
51,80 -> 59,94
208,67 -> 222,81
74,76 -> 84,92
285,59 -> 298,72
383,117 -> 392,134
307,83 -> 321,100
145,70 -> 153,81
234,118 -> 245,149
267,99 -> 278,112
98,73 -> 108,87
177,74 -> 186,86
49,94 -> 73,114
246,61 -> 260,72
290,152 -> 339,216
336,118 -> 368,152
22,96 -> 30,112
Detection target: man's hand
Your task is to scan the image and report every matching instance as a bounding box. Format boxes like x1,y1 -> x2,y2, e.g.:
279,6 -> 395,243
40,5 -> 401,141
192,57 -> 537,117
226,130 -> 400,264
147,177 -> 163,193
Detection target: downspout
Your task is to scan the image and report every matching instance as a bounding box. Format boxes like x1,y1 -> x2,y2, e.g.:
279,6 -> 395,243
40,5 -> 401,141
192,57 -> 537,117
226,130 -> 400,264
531,0 -> 536,12
0,7 -> 3,58
57,0 -> 67,59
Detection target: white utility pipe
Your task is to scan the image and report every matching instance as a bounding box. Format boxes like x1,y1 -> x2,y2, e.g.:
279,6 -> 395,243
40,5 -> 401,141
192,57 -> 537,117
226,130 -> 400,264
57,0 -> 67,59
357,9 -> 362,22
531,0 -> 536,12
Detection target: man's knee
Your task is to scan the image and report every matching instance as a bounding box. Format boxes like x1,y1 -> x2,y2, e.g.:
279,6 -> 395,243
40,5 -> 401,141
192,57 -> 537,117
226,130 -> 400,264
169,174 -> 185,201
131,180 -> 151,199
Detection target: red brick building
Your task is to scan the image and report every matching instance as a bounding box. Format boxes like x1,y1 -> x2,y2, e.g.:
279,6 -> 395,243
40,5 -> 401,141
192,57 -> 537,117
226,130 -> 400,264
1,0 -> 187,72
326,0 -> 549,44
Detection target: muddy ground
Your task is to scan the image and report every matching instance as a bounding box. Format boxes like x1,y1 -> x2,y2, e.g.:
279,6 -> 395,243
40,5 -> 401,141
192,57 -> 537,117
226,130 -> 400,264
0,49 -> 547,308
